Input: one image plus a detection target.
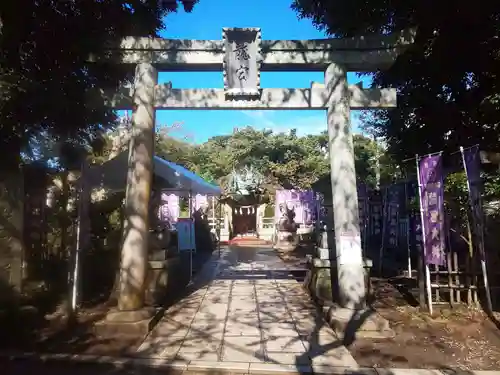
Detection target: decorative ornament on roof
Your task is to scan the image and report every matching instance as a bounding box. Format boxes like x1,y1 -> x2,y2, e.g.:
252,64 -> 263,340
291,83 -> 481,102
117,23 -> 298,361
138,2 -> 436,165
227,165 -> 264,196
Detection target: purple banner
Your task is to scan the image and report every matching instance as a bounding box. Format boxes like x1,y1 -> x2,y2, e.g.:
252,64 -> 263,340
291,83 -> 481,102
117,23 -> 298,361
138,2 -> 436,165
418,154 -> 446,266
462,145 -> 485,259
383,184 -> 404,250
357,183 -> 368,234
409,212 -> 423,257
159,192 -> 180,223
192,194 -> 208,213
369,192 -> 383,237
406,180 -> 422,255
274,189 -> 316,225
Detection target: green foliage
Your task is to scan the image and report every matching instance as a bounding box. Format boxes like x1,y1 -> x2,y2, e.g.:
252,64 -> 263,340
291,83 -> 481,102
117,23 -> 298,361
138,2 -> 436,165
0,0 -> 198,170
147,127 -> 391,192
291,0 -> 500,162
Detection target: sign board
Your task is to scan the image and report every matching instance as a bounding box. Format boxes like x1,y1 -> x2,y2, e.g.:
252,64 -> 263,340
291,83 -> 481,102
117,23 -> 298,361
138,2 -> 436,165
339,233 -> 363,265
223,27 -> 261,98
176,218 -> 195,251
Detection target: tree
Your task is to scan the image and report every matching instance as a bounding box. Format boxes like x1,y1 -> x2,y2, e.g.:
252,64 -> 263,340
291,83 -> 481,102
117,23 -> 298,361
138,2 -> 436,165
150,126 -> 391,192
292,0 -> 500,163
0,0 -> 198,171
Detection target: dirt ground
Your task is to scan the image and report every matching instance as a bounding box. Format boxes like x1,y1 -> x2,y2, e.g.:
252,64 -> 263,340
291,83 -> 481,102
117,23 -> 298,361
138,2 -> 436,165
0,301 -> 143,356
276,248 -> 500,370
0,251 -> 215,357
350,279 -> 500,370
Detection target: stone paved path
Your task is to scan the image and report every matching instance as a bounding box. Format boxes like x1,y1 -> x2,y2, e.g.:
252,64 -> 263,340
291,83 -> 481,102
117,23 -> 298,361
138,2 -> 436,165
136,246 -> 358,373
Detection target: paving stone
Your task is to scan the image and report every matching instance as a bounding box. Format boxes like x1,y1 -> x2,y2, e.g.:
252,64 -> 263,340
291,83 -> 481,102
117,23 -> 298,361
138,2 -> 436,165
188,360 -> 250,373
229,298 -> 257,309
256,295 -> 285,304
266,352 -> 311,365
294,321 -> 333,336
136,337 -> 176,358
206,287 -> 232,295
180,334 -> 223,352
231,287 -> 257,295
285,304 -> 317,313
151,318 -> 190,337
176,350 -> 221,362
263,336 -> 307,353
233,279 -> 256,285
259,310 -> 293,322
249,363 -> 313,374
225,321 -> 262,336
211,280 -> 233,286
261,322 -> 300,338
223,336 -> 265,363
194,310 -> 228,321
203,294 -> 230,304
227,312 -> 260,325
376,370 -> 443,375
133,246 -> 358,369
189,319 -> 226,334
171,300 -> 202,310
136,336 -> 183,358
167,308 -> 198,322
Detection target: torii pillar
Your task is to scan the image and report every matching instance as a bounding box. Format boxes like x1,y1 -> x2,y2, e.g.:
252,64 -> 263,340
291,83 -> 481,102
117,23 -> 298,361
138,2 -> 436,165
106,62 -> 158,324
325,64 -> 366,309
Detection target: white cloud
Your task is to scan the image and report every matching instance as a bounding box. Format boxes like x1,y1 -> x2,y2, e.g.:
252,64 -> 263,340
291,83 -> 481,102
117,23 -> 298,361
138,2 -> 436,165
238,110 -> 367,137
240,110 -> 326,136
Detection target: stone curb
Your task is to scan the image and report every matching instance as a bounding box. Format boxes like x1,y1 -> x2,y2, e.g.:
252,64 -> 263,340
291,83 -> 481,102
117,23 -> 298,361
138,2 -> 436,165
1,352 -> 499,375
143,250 -> 224,338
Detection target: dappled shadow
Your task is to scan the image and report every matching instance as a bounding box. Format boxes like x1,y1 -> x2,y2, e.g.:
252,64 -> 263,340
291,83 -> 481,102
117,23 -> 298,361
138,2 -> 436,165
131,246 -> 361,371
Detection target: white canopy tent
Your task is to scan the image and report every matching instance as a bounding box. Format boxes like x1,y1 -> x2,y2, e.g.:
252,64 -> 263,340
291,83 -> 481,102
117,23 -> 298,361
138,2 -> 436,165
85,150 -> 222,196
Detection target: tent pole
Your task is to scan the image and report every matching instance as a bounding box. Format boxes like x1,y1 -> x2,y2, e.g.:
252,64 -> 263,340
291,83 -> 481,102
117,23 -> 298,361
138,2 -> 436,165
189,190 -> 193,285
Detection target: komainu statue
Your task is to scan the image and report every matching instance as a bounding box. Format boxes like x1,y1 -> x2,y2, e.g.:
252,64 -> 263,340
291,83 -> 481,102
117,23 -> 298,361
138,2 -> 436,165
275,203 -> 299,251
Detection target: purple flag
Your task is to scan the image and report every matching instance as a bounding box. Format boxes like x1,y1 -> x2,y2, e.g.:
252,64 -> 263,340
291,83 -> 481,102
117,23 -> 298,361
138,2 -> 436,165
357,183 -> 368,236
299,191 -> 316,225
274,189 -> 315,225
159,192 -> 180,223
418,154 -> 446,266
383,185 -> 402,250
369,192 -> 383,236
192,194 -> 208,213
462,145 -> 485,259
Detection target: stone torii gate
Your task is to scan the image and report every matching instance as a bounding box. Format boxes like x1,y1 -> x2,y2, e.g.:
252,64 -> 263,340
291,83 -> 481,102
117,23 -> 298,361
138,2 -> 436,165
93,28 -> 414,319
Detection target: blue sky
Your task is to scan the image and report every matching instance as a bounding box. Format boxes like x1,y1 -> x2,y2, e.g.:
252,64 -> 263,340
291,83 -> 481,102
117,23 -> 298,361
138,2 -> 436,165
124,0 -> 372,144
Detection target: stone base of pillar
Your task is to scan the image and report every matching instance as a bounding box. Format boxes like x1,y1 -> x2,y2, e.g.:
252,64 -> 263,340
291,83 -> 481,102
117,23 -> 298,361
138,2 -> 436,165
304,256 -> 373,306
304,256 -> 394,341
324,305 -> 395,341
304,257 -> 335,303
94,307 -> 156,337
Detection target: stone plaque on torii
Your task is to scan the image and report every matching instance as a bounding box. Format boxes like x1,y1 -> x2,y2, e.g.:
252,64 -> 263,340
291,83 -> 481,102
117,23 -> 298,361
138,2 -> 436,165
89,27 -> 414,316
223,28 -> 262,99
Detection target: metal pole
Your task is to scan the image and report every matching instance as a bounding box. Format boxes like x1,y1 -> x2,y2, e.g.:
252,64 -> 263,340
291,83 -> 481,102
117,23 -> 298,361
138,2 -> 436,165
71,161 -> 86,311
378,187 -> 389,275
373,134 -> 381,191
405,180 -> 412,277
187,190 -> 193,285
460,146 -> 493,312
416,154 -> 433,315
217,197 -> 221,258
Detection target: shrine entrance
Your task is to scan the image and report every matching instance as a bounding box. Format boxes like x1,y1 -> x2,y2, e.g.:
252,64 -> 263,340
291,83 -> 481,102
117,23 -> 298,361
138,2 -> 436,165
224,166 -> 267,239
232,206 -> 257,237
95,27 -> 413,310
